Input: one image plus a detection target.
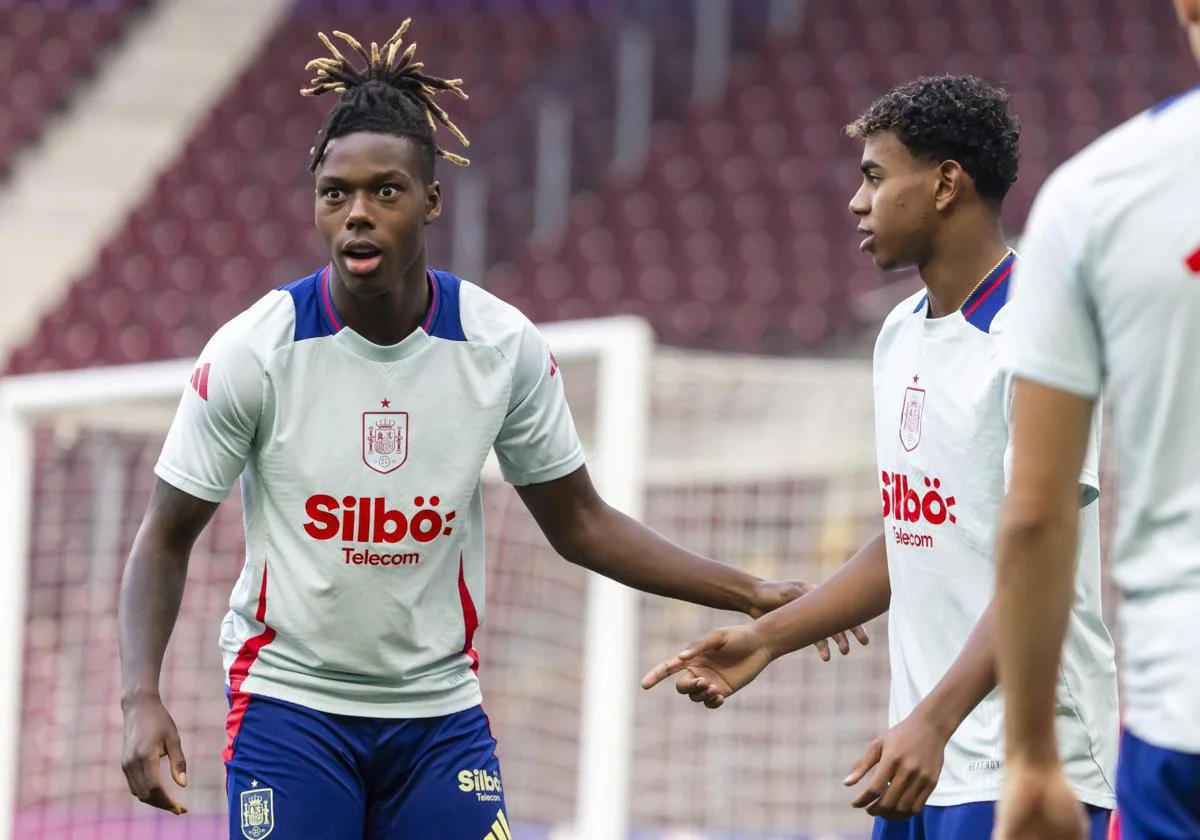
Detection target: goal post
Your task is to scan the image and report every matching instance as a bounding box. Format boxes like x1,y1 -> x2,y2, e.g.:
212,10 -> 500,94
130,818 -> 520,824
0,316 -> 654,840
0,357 -> 199,840
555,317 -> 653,840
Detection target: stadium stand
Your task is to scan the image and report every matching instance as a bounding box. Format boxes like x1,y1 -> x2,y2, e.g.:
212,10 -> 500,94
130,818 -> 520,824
0,0 -> 150,175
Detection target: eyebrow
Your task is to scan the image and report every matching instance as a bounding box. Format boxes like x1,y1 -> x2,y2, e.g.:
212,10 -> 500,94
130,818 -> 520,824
860,160 -> 882,174
372,169 -> 413,182
316,169 -> 414,185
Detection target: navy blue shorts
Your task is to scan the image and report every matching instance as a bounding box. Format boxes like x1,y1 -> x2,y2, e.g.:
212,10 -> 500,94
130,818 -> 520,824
224,693 -> 509,840
1113,729 -> 1200,840
871,800 -> 1111,840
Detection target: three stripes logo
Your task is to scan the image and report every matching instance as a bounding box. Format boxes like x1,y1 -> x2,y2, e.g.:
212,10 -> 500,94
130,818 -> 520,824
190,362 -> 211,401
483,809 -> 511,840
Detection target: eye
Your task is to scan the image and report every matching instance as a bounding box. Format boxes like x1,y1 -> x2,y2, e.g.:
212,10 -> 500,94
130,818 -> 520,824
378,184 -> 401,199
321,187 -> 345,201
865,173 -> 882,185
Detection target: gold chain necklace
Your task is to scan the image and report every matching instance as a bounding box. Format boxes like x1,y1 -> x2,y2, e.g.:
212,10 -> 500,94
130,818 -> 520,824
960,249 -> 1013,310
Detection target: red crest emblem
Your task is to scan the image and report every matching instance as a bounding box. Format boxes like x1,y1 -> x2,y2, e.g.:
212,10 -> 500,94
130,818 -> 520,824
899,386 -> 926,452
362,412 -> 409,474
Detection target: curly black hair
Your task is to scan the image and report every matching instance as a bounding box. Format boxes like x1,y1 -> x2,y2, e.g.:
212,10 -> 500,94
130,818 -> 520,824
846,75 -> 1020,204
301,20 -> 470,179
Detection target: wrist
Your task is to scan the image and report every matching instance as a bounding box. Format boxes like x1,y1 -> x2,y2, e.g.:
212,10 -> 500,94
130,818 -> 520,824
742,576 -> 767,616
120,684 -> 162,711
753,614 -> 787,662
1005,738 -> 1061,769
912,694 -> 961,742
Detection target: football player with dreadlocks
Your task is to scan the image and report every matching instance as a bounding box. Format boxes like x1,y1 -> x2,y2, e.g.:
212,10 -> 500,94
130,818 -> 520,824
117,21 -> 864,839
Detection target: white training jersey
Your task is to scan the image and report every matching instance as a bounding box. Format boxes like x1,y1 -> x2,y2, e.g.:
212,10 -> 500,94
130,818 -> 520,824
874,252 -> 1118,808
1002,87 -> 1200,754
156,266 -> 585,718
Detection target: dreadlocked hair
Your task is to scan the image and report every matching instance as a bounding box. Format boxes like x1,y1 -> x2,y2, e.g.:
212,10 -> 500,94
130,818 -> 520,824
301,19 -> 470,177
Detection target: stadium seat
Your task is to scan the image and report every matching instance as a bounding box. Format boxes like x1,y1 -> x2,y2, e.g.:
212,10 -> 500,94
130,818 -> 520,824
5,3 -> 598,373
5,0 -> 1191,363
0,1 -> 149,176
486,0 -> 1190,353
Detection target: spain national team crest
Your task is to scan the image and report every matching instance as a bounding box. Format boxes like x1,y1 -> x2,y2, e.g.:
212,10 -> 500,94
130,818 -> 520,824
363,411 -> 409,474
240,784 -> 274,839
899,386 -> 926,452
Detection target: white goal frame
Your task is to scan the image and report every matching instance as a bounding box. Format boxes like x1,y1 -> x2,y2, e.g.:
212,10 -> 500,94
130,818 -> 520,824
0,315 -> 654,840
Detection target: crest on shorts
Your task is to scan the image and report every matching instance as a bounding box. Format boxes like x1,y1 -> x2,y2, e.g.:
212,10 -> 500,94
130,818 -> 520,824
363,411 -> 409,474
899,386 -> 926,452
240,783 -> 274,839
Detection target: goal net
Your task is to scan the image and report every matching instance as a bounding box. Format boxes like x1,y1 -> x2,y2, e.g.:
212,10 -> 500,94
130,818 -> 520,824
0,315 -> 898,840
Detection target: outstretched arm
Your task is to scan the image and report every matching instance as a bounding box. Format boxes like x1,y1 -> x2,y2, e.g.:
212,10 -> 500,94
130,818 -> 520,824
639,531 -> 887,702
518,466 -> 871,650
755,530 -> 890,656
501,320 -> 866,651
519,466 -> 770,615
119,479 -> 220,815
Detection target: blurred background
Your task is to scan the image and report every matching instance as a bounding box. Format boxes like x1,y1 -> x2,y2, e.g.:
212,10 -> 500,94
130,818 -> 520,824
0,0 -> 1190,838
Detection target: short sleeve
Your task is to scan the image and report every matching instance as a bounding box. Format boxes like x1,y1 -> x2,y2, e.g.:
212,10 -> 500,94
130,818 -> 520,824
1002,169 -> 1105,399
154,327 -> 266,503
493,320 -> 586,486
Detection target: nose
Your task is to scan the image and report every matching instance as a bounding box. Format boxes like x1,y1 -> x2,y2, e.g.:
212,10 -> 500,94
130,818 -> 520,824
345,191 -> 374,230
848,183 -> 870,218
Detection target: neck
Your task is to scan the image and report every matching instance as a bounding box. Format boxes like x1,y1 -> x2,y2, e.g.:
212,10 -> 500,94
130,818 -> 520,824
330,260 -> 431,346
918,214 -> 1010,318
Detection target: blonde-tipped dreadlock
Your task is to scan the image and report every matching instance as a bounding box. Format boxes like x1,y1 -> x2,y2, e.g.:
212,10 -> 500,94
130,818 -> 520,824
301,20 -> 470,173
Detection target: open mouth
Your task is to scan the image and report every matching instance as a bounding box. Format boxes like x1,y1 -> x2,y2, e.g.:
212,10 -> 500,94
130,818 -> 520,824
342,242 -> 383,275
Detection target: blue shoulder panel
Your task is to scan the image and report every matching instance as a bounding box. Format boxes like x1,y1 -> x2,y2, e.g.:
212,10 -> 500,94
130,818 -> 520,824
423,269 -> 467,342
279,265 -> 342,342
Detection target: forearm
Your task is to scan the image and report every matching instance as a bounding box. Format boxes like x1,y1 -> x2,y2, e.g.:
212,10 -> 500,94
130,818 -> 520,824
914,602 -> 997,739
118,535 -> 190,705
995,501 -> 1078,766
756,531 -> 890,658
556,504 -> 759,614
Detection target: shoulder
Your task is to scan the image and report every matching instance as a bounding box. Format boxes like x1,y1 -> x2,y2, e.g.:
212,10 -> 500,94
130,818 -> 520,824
204,285 -> 296,366
183,287 -> 294,417
454,273 -> 542,357
1045,90 -> 1200,231
1032,100 -> 1186,217
874,288 -> 926,352
884,289 -> 928,329
455,276 -> 558,391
